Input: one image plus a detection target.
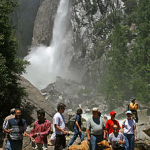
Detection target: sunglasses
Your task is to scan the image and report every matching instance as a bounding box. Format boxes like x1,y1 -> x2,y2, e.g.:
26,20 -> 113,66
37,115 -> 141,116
113,128 -> 118,130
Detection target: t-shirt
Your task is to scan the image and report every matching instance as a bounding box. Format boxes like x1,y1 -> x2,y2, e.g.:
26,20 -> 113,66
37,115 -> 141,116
106,119 -> 121,135
122,119 -> 136,134
108,132 -> 125,148
53,112 -> 65,135
75,115 -> 82,128
86,116 -> 105,135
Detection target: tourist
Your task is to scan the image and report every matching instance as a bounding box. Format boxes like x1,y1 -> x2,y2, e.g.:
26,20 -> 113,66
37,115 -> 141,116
106,111 -> 121,137
30,110 -> 51,150
2,108 -> 15,150
67,108 -> 84,147
129,97 -> 138,123
122,110 -> 137,150
53,103 -> 68,150
4,109 -> 27,150
86,107 -> 106,150
108,124 -> 125,150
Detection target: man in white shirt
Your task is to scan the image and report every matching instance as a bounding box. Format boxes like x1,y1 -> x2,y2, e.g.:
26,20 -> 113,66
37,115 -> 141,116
53,103 -> 68,150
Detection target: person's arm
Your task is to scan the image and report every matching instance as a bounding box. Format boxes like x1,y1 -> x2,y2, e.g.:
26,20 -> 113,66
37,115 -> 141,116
4,121 -> 11,133
105,121 -> 109,138
76,121 -> 81,132
118,134 -> 126,144
102,117 -> 107,139
30,122 -> 38,141
55,124 -> 67,135
39,121 -> 51,136
133,125 -> 137,141
86,119 -> 90,141
103,129 -> 107,139
3,119 -> 7,130
86,129 -> 90,141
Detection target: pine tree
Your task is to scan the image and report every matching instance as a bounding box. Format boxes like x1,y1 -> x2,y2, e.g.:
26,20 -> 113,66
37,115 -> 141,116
129,0 -> 150,102
101,22 -> 132,107
0,0 -> 27,123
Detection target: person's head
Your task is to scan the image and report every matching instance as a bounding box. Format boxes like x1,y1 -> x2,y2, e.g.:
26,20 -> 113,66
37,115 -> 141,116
110,111 -> 116,120
113,124 -> 119,133
77,108 -> 83,115
37,110 -> 45,121
10,108 -> 15,115
130,97 -> 136,102
57,103 -> 66,113
126,110 -> 132,119
91,107 -> 100,118
15,109 -> 22,119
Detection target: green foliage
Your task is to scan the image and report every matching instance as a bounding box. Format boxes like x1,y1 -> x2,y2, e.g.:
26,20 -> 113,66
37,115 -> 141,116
99,0 -> 150,105
0,0 -> 28,122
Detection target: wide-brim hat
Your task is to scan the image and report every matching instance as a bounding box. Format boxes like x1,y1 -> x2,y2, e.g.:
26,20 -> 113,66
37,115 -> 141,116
91,107 -> 100,112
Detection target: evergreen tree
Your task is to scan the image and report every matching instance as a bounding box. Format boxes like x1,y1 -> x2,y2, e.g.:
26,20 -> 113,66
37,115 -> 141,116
101,23 -> 131,106
0,0 -> 27,123
129,0 -> 150,102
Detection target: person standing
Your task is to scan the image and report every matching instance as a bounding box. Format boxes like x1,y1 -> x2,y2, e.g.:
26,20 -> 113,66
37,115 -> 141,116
122,110 -> 137,150
129,97 -> 138,123
53,103 -> 68,150
106,111 -> 121,137
4,108 -> 27,150
86,107 -> 106,150
67,108 -> 84,147
30,110 -> 51,150
108,124 -> 125,150
2,108 -> 15,150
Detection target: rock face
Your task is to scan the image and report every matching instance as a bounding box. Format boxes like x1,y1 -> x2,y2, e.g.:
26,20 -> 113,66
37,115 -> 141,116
12,0 -> 123,87
32,0 -> 59,46
19,76 -> 55,124
11,0 -> 44,57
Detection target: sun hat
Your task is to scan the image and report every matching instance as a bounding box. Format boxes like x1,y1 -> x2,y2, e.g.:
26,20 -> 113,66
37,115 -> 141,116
91,107 -> 100,112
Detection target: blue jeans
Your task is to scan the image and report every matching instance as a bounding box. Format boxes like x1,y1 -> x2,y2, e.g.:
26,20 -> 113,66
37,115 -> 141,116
6,139 -> 22,150
67,127 -> 84,147
90,135 -> 103,150
123,133 -> 134,150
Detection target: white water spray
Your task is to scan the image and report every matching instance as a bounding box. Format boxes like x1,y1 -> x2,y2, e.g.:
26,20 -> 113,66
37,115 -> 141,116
23,0 -> 72,89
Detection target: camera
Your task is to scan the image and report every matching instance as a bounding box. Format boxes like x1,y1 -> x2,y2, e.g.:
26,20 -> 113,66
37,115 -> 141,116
115,142 -> 120,147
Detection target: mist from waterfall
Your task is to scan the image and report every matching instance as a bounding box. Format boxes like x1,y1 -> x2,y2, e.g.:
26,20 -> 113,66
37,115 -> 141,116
23,0 -> 73,89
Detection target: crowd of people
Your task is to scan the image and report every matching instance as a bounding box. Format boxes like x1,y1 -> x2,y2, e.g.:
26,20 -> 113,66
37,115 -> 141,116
2,97 -> 138,150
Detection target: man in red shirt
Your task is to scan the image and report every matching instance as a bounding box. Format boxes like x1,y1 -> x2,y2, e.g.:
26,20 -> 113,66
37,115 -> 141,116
106,111 -> 121,136
30,110 -> 51,150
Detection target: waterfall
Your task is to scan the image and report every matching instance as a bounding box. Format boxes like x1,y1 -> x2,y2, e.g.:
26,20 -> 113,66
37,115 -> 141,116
23,0 -> 72,89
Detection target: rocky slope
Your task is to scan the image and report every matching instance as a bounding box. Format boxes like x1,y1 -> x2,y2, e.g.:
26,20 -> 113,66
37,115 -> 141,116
19,76 -> 55,124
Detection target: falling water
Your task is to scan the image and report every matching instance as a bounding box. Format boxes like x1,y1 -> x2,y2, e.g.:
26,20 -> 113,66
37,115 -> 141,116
23,0 -> 72,89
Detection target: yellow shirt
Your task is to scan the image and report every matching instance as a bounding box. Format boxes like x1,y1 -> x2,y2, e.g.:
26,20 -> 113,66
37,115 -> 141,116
130,103 -> 138,111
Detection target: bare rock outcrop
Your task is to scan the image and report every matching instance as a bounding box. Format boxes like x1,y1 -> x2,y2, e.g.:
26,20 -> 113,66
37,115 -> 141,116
19,76 -> 55,124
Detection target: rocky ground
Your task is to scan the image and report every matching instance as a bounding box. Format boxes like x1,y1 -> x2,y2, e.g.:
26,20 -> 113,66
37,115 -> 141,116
1,77 -> 150,150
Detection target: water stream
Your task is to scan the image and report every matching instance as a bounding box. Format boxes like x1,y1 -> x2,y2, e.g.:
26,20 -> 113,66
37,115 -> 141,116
23,0 -> 72,90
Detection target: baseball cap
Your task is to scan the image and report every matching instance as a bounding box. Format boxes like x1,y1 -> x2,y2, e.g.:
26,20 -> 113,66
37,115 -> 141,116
110,111 -> 116,116
126,110 -> 132,114
130,97 -> 136,101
